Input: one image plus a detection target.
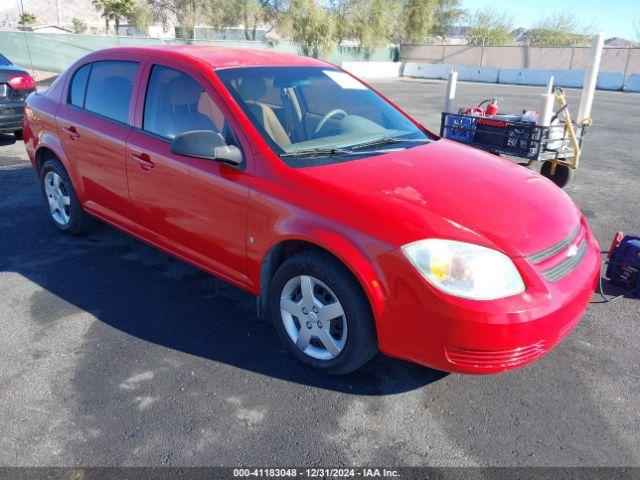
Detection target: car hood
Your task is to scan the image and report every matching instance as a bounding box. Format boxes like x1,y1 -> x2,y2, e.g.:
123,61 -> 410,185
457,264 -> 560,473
297,139 -> 581,258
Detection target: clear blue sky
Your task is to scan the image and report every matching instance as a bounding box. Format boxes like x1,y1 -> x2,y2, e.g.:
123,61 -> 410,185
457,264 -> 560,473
461,0 -> 639,39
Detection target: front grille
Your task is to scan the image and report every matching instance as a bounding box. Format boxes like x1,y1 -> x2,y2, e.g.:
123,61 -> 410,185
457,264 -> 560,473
445,341 -> 547,368
527,223 -> 588,282
541,239 -> 588,282
528,224 -> 581,264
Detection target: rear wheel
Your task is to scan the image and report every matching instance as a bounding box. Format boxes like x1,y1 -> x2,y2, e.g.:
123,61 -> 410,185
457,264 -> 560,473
269,250 -> 378,375
40,158 -> 96,235
13,130 -> 23,140
540,161 -> 574,188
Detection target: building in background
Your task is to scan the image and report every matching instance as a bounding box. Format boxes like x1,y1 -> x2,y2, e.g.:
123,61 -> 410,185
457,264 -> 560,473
117,24 -> 176,39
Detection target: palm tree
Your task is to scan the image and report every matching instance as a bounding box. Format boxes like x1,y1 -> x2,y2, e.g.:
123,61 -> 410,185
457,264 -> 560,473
93,0 -> 115,34
111,0 -> 135,35
18,12 -> 37,27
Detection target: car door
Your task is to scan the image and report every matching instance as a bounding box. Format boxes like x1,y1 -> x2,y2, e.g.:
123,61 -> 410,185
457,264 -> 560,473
56,58 -> 141,221
125,60 -> 252,287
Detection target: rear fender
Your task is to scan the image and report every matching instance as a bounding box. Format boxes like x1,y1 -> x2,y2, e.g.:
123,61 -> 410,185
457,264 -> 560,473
35,133 -> 84,200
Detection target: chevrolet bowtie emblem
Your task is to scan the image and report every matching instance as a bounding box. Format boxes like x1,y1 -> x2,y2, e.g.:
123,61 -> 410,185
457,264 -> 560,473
567,244 -> 579,258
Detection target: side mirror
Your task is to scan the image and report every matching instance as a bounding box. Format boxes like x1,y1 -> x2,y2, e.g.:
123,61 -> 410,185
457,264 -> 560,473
170,130 -> 243,166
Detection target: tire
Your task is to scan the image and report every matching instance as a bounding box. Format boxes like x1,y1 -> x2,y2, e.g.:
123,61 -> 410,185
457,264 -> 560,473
269,250 -> 378,375
13,130 -> 23,140
40,158 -> 96,235
540,161 -> 574,188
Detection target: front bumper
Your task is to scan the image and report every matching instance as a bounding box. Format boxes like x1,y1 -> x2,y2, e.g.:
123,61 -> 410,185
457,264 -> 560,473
0,103 -> 25,132
374,226 -> 600,374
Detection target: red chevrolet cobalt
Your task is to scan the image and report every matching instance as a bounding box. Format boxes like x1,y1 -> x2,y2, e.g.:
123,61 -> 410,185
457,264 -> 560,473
23,46 -> 600,374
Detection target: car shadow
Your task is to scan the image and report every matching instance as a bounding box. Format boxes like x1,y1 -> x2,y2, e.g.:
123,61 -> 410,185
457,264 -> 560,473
1,166 -> 447,396
592,276 -> 639,303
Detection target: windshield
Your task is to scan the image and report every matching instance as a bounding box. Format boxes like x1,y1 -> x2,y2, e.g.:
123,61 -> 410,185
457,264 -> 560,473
216,66 -> 433,167
0,53 -> 12,66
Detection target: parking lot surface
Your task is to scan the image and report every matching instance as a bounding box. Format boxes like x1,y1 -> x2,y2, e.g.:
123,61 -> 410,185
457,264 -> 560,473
0,79 -> 638,467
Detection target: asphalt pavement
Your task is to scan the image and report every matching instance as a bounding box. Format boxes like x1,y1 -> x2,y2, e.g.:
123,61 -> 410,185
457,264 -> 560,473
0,79 -> 638,467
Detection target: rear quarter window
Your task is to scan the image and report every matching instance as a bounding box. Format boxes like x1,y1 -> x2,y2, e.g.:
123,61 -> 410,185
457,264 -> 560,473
68,64 -> 91,107
84,60 -> 139,123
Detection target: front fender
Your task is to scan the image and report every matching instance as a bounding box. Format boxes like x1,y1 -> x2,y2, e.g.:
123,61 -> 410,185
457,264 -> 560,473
250,218 -> 392,327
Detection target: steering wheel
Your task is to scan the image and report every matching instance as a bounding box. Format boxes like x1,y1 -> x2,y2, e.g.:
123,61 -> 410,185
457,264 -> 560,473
313,109 -> 348,136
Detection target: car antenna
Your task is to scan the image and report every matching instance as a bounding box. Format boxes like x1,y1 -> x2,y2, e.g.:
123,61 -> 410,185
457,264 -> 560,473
15,0 -> 37,83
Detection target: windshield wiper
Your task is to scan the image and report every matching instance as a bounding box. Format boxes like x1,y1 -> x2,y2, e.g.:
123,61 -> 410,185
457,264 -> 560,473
348,136 -> 432,151
280,147 -> 361,158
281,137 -> 432,158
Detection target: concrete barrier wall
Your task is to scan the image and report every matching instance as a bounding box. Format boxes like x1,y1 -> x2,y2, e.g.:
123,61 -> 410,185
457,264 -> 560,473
400,44 -> 640,74
442,45 -> 482,66
627,49 -> 640,76
399,62 -> 629,91
401,45 -> 445,63
497,68 -> 583,87
571,47 -> 632,72
404,62 -> 498,82
497,68 -> 624,90
597,72 -> 626,90
626,74 -> 640,92
340,61 -> 402,78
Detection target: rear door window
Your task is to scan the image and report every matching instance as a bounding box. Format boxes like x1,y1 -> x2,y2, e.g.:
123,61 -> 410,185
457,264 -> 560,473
84,60 -> 139,123
68,63 -> 91,108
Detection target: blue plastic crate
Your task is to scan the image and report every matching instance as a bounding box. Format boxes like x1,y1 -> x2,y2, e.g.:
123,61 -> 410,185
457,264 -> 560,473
443,113 -> 477,142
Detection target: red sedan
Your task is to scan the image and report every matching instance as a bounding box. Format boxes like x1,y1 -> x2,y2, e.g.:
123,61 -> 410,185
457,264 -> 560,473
23,46 -> 600,374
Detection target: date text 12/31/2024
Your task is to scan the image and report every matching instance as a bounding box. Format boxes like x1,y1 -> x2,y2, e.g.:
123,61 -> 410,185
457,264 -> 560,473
233,468 -> 400,477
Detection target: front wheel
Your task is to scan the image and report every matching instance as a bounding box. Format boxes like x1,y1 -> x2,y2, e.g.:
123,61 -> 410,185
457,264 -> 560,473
540,161 -> 574,188
269,250 -> 378,375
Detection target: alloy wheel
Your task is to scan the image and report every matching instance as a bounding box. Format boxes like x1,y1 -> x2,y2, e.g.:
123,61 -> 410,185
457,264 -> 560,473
280,275 -> 348,360
44,171 -> 71,226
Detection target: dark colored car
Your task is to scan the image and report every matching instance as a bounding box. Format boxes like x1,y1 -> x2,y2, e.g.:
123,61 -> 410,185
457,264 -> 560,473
0,53 -> 36,139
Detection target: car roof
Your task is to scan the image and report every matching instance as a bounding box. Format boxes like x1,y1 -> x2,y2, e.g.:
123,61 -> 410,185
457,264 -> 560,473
91,45 -> 333,70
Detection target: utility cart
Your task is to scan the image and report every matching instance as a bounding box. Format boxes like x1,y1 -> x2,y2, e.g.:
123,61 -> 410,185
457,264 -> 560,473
440,89 -> 589,188
439,33 -> 603,189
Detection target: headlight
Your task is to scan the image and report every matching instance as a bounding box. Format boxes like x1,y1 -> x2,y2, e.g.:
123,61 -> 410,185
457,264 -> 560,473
401,239 -> 525,300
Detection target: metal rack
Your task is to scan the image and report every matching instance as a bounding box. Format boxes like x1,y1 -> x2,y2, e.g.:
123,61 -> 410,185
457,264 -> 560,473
440,112 -> 588,164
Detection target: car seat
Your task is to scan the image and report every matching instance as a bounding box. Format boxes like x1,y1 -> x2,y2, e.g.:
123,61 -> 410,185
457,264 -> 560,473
159,77 -> 217,139
237,77 -> 291,147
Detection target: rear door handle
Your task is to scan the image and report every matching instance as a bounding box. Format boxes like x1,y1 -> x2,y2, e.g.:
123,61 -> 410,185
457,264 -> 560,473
130,152 -> 154,171
63,125 -> 79,140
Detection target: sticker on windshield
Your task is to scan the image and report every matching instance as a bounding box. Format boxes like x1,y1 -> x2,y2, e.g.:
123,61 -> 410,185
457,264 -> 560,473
323,70 -> 367,90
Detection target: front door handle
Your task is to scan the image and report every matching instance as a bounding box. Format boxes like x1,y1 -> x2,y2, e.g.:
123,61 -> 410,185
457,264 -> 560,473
130,152 -> 154,171
62,125 -> 79,140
